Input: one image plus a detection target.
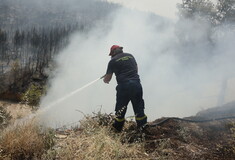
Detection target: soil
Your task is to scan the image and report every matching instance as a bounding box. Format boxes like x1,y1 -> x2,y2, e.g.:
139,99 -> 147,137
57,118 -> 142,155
142,118 -> 235,159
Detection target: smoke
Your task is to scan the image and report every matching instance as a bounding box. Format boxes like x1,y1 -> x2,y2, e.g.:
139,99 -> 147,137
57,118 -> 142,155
40,6 -> 235,127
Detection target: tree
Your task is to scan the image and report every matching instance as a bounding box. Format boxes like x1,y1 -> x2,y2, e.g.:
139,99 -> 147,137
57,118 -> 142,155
178,0 -> 235,106
178,0 -> 235,25
14,29 -> 25,46
0,29 -> 8,62
216,0 -> 235,24
178,0 -> 216,23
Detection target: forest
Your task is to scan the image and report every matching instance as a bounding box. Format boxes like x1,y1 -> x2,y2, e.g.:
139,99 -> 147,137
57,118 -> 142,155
0,0 -> 119,102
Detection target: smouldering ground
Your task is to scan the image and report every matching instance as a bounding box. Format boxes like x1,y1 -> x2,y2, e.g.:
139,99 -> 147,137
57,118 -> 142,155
50,115 -> 235,159
1,101 -> 235,159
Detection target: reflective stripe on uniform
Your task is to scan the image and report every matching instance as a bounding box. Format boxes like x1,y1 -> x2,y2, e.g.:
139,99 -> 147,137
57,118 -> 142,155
135,115 -> 147,121
115,117 -> 125,122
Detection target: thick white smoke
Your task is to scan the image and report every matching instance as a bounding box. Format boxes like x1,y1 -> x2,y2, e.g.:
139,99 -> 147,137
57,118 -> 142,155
40,7 -> 235,127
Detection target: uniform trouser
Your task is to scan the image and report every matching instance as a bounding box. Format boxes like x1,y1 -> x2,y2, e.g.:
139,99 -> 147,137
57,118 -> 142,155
113,80 -> 147,131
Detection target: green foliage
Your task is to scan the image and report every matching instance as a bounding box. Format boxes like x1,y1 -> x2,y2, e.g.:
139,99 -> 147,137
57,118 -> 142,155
21,83 -> 45,106
42,128 -> 56,150
178,0 -> 235,25
179,0 -> 215,17
217,0 -> 235,23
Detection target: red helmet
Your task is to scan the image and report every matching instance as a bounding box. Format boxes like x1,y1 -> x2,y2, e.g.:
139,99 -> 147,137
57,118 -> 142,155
109,45 -> 123,56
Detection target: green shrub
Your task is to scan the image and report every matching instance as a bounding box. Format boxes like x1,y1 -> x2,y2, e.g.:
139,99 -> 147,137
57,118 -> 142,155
21,83 -> 45,106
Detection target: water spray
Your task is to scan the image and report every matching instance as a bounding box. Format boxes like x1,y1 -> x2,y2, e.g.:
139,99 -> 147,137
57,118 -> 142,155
39,74 -> 106,114
14,75 -> 106,126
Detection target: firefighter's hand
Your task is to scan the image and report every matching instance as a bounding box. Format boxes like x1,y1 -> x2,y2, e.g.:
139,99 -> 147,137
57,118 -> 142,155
103,79 -> 109,84
103,74 -> 112,84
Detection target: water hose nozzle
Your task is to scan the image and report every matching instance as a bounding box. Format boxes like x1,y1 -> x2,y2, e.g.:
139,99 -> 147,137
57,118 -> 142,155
100,74 -> 106,79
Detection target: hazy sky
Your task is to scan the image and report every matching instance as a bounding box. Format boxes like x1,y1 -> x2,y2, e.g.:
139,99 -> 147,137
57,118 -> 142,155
107,0 -> 182,19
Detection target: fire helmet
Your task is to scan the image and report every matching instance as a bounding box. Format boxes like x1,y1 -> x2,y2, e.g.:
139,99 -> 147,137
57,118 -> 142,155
109,45 -> 123,56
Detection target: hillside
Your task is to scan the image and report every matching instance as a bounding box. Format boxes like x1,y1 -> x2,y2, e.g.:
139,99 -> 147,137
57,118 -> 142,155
1,100 -> 235,159
0,0 -> 119,29
0,0 -> 119,102
1,0 -> 235,159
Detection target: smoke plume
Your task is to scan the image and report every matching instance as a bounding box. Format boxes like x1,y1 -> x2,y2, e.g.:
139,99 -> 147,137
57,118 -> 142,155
40,5 -> 235,127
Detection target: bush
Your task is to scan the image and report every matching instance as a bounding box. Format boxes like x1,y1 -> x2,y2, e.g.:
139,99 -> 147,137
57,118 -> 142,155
21,83 -> 45,106
55,112 -> 149,159
0,120 -> 55,160
0,106 -> 11,129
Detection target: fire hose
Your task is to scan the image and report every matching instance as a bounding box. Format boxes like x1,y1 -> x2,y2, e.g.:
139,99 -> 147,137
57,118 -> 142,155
148,116 -> 235,127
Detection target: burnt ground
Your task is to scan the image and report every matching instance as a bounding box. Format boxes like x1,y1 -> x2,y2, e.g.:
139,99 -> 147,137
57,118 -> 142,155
137,102 -> 235,159
119,102 -> 235,159
141,118 -> 235,159
1,100 -> 235,159
53,102 -> 235,159
54,116 -> 235,160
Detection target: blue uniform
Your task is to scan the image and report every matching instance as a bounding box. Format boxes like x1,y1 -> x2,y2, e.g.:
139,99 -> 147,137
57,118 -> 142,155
106,53 -> 139,83
106,52 -> 147,131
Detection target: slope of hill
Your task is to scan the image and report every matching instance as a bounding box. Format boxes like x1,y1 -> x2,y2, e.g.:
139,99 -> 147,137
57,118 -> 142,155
0,0 -> 119,29
1,101 -> 235,159
196,101 -> 235,119
0,0 -> 120,102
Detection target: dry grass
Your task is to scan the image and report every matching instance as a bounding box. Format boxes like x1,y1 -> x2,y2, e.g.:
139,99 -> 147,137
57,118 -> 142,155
54,113 -> 149,160
0,109 -> 150,160
0,101 -> 33,121
0,106 -> 11,129
0,119 -> 54,160
1,103 -> 235,159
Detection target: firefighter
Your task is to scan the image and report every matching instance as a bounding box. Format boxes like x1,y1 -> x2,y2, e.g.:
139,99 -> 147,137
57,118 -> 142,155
103,45 -> 147,132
